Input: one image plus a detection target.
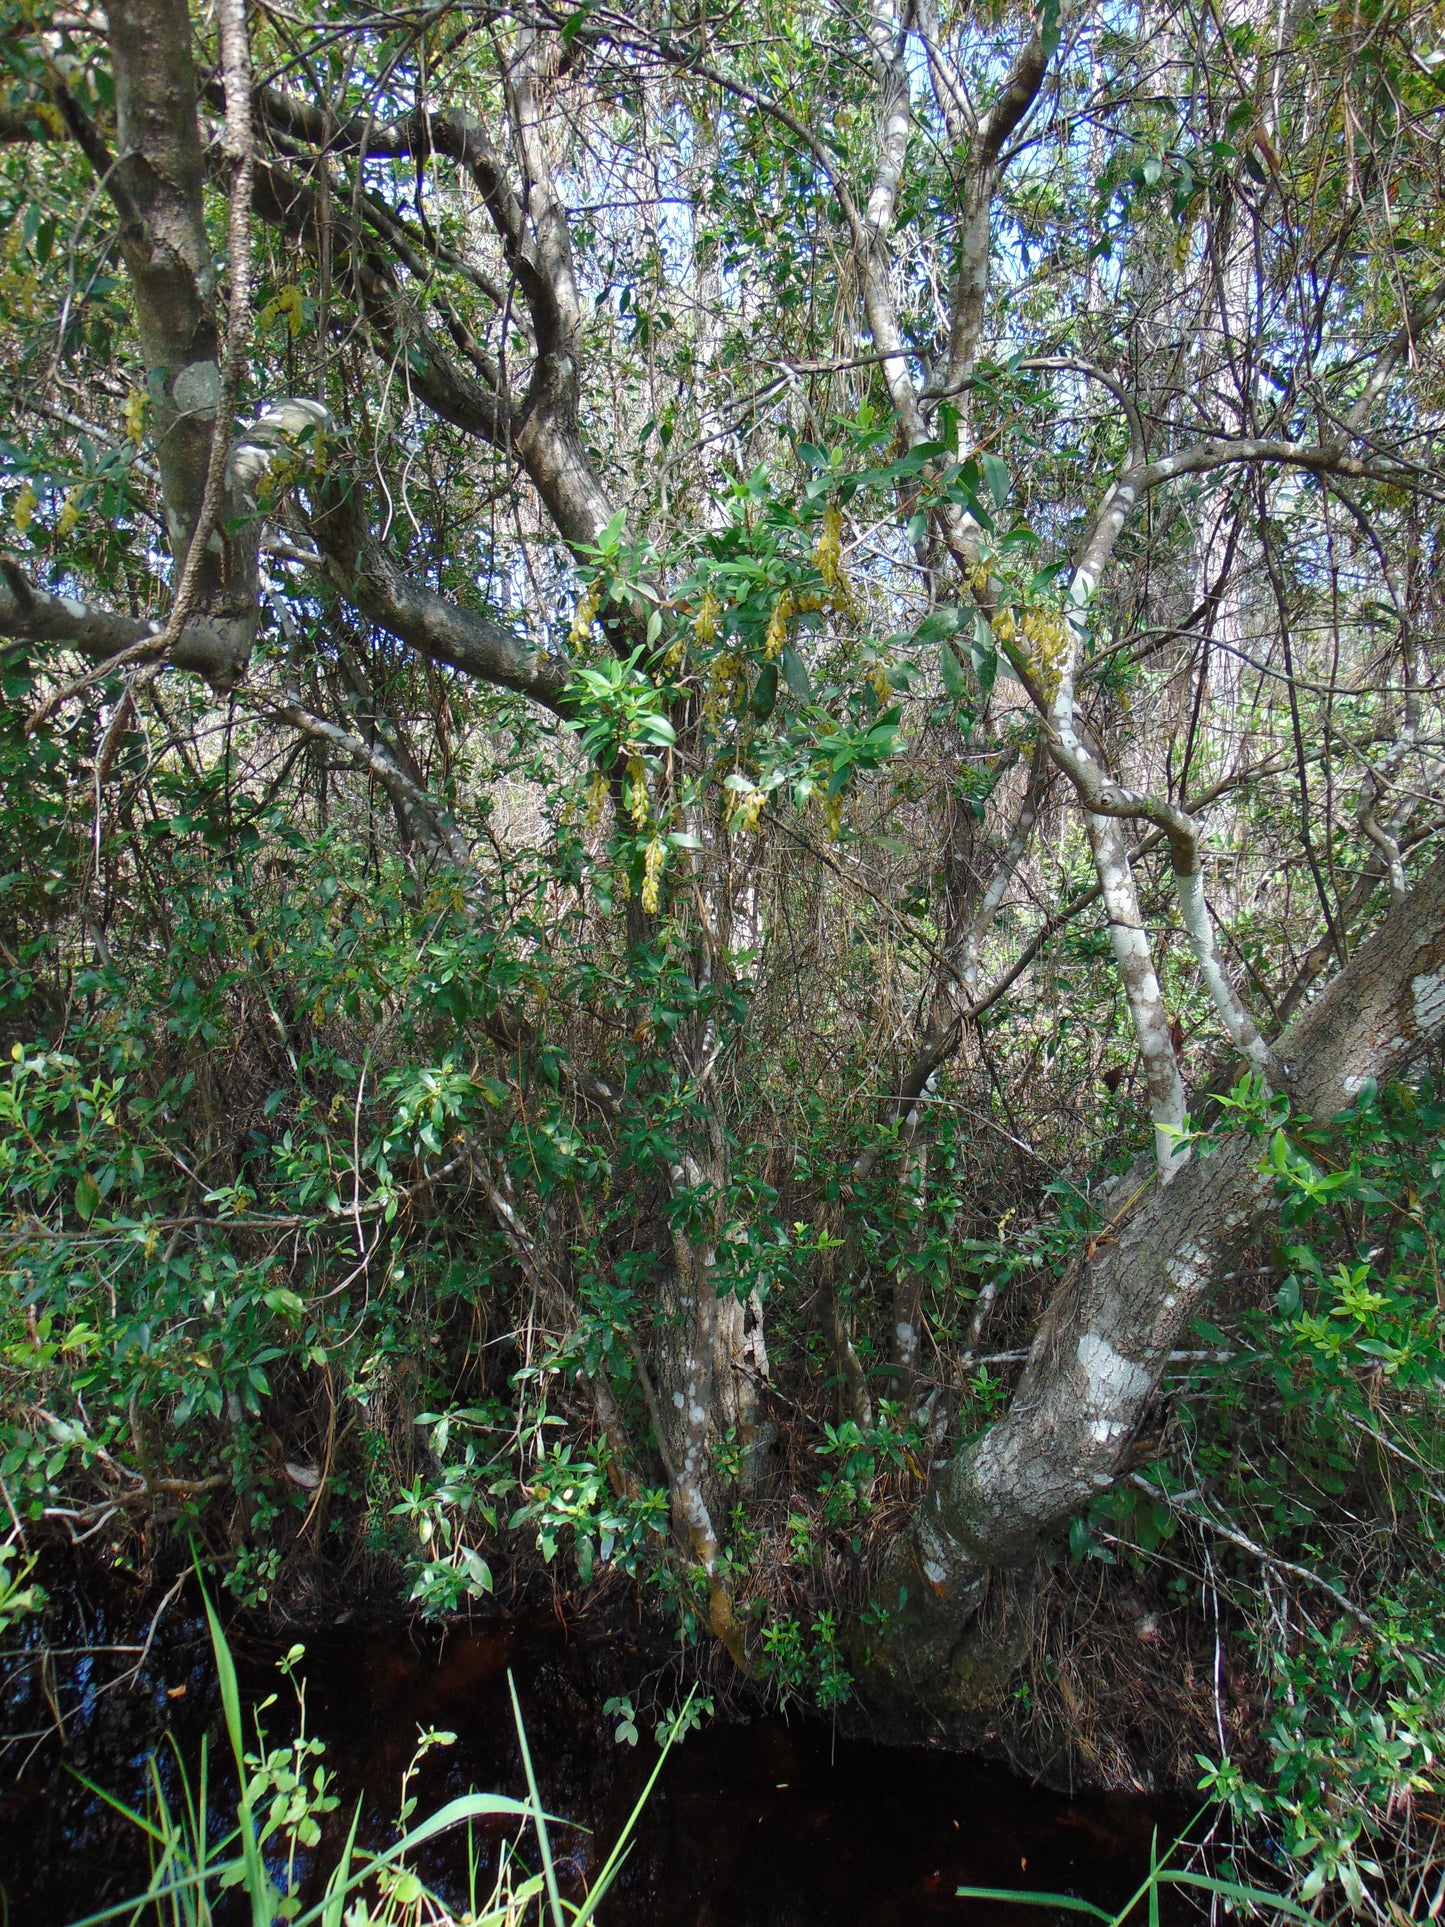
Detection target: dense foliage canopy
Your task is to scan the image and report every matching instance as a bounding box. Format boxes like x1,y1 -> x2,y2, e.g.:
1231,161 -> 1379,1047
2,0 -> 1445,1909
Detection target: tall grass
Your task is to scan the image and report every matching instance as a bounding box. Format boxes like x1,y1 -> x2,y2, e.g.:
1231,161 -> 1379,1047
67,1581 -> 685,1927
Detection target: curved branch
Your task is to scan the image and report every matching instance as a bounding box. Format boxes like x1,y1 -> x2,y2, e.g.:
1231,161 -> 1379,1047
306,478 -> 569,712
0,557 -> 246,686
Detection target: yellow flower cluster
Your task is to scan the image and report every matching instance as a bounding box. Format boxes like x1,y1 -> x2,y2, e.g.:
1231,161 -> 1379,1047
260,284 -> 306,340
1,226 -> 37,322
703,651 -> 744,731
813,503 -> 843,590
764,588 -> 795,661
641,836 -> 666,914
733,786 -> 767,834
584,770 -> 608,834
626,755 -> 650,829
570,580 -> 602,648
694,588 -> 721,646
1019,606 -> 1072,701
813,503 -> 860,616
870,663 -> 892,704
256,451 -> 302,509
991,603 -> 1071,700
822,792 -> 844,839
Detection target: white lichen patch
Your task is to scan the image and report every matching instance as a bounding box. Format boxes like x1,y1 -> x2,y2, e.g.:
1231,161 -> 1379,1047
1077,1332 -> 1149,1396
1165,1239 -> 1206,1290
172,359 -> 222,418
1412,973 -> 1445,1037
1076,1333 -> 1151,1450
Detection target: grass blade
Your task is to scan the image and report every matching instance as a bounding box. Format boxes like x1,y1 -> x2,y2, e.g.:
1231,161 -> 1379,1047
1148,1827 -> 1159,1927
509,1670 -> 565,1927
395,1791 -> 544,1850
193,1566 -> 268,1927
1158,1869 -> 1314,1920
289,1792 -> 554,1927
320,1799 -> 363,1927
196,1577 -> 243,1779
953,1887 -> 1114,1919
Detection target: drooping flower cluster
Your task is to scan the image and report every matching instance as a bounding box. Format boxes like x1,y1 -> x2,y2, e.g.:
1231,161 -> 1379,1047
625,756 -> 650,829
994,604 -> 1071,703
693,588 -> 721,646
732,786 -> 767,834
703,651 -> 745,732
584,770 -> 609,835
641,835 -> 667,913
764,588 -> 795,661
570,579 -> 603,648
813,503 -> 844,592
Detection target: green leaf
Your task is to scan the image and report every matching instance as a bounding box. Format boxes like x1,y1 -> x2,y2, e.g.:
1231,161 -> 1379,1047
751,660 -> 779,719
74,1173 -> 100,1222
979,453 -> 1010,510
939,639 -> 969,699
970,612 -> 998,698
915,608 -> 962,645
593,507 -> 627,555
780,647 -> 812,701
1160,1870 -> 1313,1921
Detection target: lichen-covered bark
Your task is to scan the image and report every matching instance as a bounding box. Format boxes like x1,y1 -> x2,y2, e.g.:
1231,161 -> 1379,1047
106,0 -> 219,562
1087,809 -> 1188,1176
862,849 -> 1445,1705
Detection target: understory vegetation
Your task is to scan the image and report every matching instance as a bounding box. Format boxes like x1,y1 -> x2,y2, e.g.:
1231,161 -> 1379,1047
2,0 -> 1444,1914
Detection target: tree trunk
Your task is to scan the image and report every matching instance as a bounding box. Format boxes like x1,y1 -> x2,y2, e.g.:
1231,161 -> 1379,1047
644,1024 -> 774,1666
861,850 -> 1445,1706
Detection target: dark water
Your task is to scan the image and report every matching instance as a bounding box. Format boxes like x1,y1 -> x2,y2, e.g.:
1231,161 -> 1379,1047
1,1601 -> 1193,1925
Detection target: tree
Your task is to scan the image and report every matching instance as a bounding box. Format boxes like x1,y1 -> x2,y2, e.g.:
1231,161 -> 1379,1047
2,0 -> 1443,1898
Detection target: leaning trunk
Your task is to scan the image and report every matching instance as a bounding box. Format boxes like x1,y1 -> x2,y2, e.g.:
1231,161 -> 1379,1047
862,850 -> 1445,1706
